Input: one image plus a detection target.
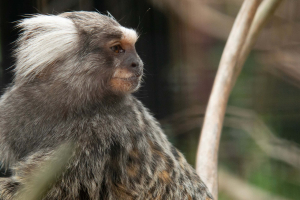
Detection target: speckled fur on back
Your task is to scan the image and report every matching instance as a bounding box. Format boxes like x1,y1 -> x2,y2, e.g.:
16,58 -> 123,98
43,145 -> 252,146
0,11 -> 212,200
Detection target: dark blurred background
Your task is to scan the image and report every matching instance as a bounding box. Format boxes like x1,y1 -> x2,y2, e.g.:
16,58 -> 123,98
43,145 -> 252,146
1,0 -> 300,199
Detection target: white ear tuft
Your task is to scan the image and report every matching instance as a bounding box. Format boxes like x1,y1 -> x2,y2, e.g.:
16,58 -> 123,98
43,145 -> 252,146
14,14 -> 78,81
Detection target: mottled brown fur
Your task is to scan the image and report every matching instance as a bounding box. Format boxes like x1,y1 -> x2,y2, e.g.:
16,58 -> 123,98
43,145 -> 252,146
0,11 -> 212,200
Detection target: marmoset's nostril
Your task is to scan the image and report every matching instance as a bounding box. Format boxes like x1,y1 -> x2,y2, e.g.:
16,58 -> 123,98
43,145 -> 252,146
131,62 -> 137,68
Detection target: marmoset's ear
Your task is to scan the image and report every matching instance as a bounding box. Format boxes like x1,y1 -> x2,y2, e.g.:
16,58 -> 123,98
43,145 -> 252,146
14,15 -> 78,81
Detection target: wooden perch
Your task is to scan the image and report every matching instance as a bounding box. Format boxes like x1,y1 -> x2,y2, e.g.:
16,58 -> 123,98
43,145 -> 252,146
195,0 -> 283,199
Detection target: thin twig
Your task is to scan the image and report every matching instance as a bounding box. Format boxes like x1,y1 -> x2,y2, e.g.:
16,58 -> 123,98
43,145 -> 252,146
149,0 -> 235,41
234,0 -> 285,83
219,169 -> 291,200
161,105 -> 300,170
225,116 -> 300,170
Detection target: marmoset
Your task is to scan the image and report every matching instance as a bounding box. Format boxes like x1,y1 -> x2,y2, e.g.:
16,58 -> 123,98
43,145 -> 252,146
0,11 -> 212,200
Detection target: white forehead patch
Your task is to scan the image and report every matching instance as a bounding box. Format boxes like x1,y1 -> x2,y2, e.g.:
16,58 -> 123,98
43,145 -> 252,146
119,26 -> 138,45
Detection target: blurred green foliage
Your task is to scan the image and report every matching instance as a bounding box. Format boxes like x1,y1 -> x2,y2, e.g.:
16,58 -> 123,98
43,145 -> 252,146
164,41 -> 300,200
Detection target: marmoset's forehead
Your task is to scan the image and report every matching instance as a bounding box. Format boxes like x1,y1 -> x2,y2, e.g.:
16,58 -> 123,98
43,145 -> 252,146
60,11 -> 120,27
61,11 -> 138,45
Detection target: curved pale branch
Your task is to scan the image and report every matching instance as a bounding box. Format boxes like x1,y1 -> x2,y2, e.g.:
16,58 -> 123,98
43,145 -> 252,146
234,0 -> 285,83
195,0 -> 261,198
196,0 -> 284,199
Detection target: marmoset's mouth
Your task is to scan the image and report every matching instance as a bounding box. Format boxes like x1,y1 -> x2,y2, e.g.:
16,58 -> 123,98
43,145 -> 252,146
115,77 -> 139,82
110,68 -> 142,93
110,75 -> 142,94
114,72 -> 142,81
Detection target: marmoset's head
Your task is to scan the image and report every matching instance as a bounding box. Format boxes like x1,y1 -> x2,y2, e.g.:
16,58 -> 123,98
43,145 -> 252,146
14,11 -> 143,98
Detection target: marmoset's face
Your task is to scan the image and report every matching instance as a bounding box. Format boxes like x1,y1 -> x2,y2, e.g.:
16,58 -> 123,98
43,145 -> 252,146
61,12 -> 144,95
107,28 -> 144,94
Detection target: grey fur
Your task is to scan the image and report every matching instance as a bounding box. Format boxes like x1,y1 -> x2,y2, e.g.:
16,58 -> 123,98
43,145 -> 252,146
0,11 -> 212,200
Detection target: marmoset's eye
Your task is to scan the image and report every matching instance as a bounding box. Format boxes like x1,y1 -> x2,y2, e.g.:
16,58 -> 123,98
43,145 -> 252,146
111,45 -> 125,53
